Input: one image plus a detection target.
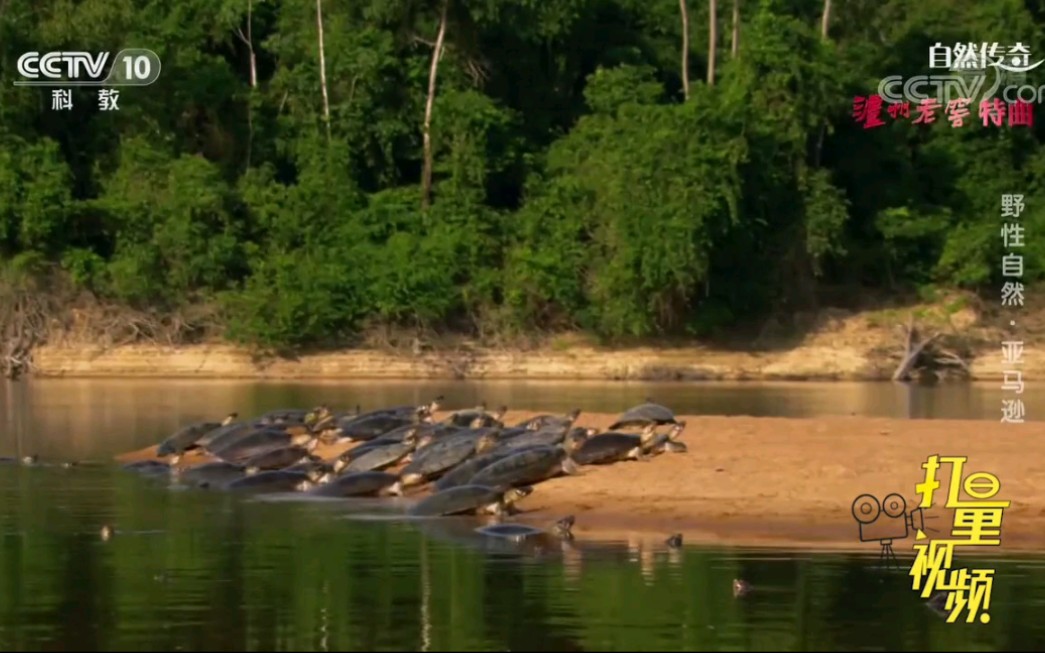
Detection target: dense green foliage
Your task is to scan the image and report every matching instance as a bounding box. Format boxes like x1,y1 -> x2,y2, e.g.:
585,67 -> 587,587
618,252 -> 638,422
2,0 -> 1044,350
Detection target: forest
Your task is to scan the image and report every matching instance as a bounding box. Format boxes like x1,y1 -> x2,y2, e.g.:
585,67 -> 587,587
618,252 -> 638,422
1,0 -> 1044,370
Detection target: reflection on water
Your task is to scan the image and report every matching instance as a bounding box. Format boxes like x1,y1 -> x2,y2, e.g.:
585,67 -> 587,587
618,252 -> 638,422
2,379 -> 1042,461
0,464 -> 1044,651
2,379 -> 1045,651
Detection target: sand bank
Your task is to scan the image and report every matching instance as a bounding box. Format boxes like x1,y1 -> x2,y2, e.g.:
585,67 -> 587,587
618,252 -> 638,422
29,339 -> 1045,382
117,411 -> 1045,553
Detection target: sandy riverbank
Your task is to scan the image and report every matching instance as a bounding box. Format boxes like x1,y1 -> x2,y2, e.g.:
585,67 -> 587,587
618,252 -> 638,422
31,297 -> 1045,381
117,410 -> 1045,553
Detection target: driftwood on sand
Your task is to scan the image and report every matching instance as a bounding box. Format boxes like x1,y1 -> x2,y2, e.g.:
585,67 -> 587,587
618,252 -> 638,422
892,314 -> 970,382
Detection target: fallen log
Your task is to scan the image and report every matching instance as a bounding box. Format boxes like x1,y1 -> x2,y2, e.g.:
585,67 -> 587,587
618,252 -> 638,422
893,316 -> 942,382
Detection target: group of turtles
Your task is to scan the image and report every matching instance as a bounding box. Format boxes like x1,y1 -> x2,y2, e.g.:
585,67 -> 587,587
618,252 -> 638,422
121,398 -> 689,539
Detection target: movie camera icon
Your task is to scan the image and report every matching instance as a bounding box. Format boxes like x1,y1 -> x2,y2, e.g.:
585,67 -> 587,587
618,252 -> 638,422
851,493 -> 926,568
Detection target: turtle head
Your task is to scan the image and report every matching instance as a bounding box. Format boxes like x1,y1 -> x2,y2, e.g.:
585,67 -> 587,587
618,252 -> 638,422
428,395 -> 444,413
168,454 -> 183,467
563,429 -> 588,453
305,405 -> 330,426
495,405 -> 508,420
567,408 -> 582,422
400,472 -> 425,488
317,472 -> 334,485
666,533 -> 683,549
99,525 -> 113,541
291,432 -> 315,447
560,456 -> 580,476
306,467 -> 327,483
21,454 -> 38,466
386,480 -> 404,497
475,432 -> 499,454
332,457 -> 349,474
304,437 -> 320,453
667,441 -> 689,454
318,425 -> 344,443
222,412 -> 239,426
402,427 -> 421,447
639,424 -> 658,445
245,465 -> 260,476
503,485 -> 533,506
669,421 -> 686,440
553,515 -> 575,540
295,479 -> 315,492
413,406 -> 430,424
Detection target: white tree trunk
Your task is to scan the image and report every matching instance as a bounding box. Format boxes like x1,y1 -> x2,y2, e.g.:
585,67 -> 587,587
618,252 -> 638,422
731,0 -> 739,58
679,0 -> 691,100
707,0 -> 717,86
421,0 -> 449,210
316,0 -> 331,143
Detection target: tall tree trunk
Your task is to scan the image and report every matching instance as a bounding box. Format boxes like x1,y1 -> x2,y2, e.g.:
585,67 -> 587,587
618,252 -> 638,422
679,0 -> 691,100
813,0 -> 832,166
731,0 -> 739,58
316,0 -> 331,143
234,0 -> 257,167
421,0 -> 449,211
707,0 -> 717,87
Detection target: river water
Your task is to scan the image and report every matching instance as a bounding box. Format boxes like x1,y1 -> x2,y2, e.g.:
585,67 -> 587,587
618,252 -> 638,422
2,379 -> 1044,651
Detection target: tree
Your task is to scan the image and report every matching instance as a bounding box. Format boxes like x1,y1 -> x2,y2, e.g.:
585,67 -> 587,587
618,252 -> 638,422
422,0 -> 450,210
680,0 -> 691,100
707,0 -> 717,86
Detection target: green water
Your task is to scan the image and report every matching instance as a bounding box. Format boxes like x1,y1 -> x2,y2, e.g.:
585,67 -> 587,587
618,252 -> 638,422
1,379 -> 1044,651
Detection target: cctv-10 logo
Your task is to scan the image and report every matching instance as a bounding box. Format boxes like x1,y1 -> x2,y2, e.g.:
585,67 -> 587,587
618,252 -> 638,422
14,49 -> 161,86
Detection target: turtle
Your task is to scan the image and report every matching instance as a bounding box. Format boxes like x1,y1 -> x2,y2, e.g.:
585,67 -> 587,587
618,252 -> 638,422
433,449 -> 519,492
608,399 -> 681,430
368,422 -> 440,445
212,430 -> 311,464
666,533 -> 683,549
308,471 -> 403,498
340,429 -> 420,473
732,579 -> 752,598
284,460 -> 335,482
469,405 -> 509,428
406,484 -> 533,517
255,408 -> 311,425
335,411 -> 424,442
204,424 -> 286,455
494,425 -> 592,454
399,431 -> 500,488
476,515 -> 575,541
1,455 -> 39,466
514,409 -> 582,432
195,421 -> 253,450
353,396 -> 444,422
176,461 -> 247,488
571,427 -> 659,466
445,402 -> 505,428
469,445 -> 578,489
242,442 -> 318,475
225,469 -> 314,493
156,413 -> 239,458
331,430 -> 434,472
122,459 -> 174,476
305,405 -> 340,430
